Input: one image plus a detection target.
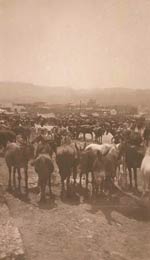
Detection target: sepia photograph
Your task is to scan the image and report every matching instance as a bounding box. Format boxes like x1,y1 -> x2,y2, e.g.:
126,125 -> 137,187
0,0 -> 150,259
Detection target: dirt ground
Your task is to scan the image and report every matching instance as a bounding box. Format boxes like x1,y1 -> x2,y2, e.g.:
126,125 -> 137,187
1,139 -> 150,260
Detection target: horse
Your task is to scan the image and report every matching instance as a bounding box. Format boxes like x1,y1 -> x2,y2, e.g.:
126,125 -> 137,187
32,135 -> 56,155
5,142 -> 34,194
85,143 -> 113,153
143,126 -> 150,146
101,143 -> 125,195
0,130 -> 16,149
140,146 -> 150,196
80,142 -> 124,191
68,126 -> 77,139
125,131 -> 145,190
56,143 -> 81,195
93,127 -> 105,144
125,144 -> 145,190
80,143 -> 114,188
92,150 -> 105,195
32,154 -> 54,202
12,126 -> 31,142
76,125 -> 93,141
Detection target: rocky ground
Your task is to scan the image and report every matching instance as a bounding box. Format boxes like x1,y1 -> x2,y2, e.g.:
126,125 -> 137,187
0,137 -> 150,260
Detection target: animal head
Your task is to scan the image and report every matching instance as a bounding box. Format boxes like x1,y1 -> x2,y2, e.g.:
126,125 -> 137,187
75,142 -> 86,152
108,142 -> 125,160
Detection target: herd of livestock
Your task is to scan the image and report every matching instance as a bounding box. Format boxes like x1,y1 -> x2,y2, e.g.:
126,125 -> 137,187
1,113 -> 150,202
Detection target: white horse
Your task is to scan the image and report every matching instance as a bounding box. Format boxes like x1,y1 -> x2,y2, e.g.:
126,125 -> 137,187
85,143 -> 113,155
140,146 -> 150,196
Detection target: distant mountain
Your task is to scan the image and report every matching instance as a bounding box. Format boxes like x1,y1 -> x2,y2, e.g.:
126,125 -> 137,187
0,82 -> 77,103
0,82 -> 150,106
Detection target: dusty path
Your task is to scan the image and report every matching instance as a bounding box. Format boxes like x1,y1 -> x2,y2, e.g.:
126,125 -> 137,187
0,156 -> 150,260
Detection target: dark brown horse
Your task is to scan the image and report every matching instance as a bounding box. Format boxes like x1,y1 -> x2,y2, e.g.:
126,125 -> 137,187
125,145 -> 145,190
12,126 -> 31,142
93,127 -> 105,143
76,125 -> 93,141
0,130 -> 16,148
5,142 -> 34,194
125,131 -> 144,190
32,135 -> 57,154
56,144 -> 81,195
32,154 -> 54,202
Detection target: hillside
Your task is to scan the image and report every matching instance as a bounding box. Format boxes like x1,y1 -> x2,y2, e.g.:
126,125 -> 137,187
0,82 -> 149,106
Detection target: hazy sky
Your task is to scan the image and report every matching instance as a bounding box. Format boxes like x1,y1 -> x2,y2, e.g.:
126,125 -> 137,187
0,0 -> 150,89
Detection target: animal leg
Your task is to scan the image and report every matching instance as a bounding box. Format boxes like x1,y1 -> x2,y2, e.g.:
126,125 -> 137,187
93,184 -> 98,197
100,136 -> 102,144
104,176 -> 112,197
128,168 -> 133,189
80,172 -> 82,186
48,173 -> 52,196
66,175 -> 70,192
8,166 -> 12,190
61,176 -> 65,195
97,137 -> 99,144
13,167 -> 16,189
142,173 -> 146,196
24,167 -> 28,195
40,180 -> 46,202
100,179 -> 104,194
133,168 -> 138,189
86,172 -> 89,189
95,134 -> 97,142
91,171 -> 94,187
92,181 -> 96,197
17,168 -> 21,193
73,167 -> 77,185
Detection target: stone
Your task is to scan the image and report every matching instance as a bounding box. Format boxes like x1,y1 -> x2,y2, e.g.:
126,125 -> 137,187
0,196 -> 25,260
